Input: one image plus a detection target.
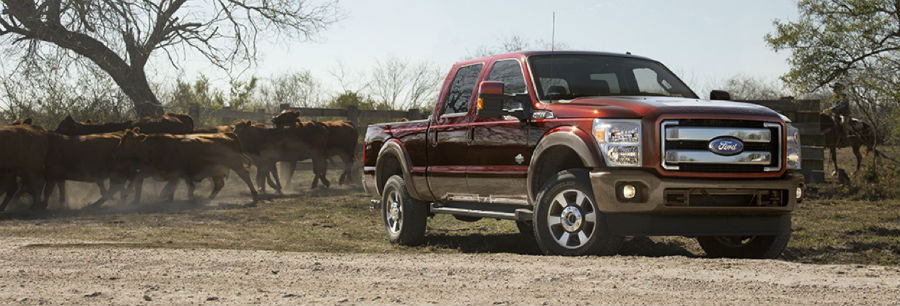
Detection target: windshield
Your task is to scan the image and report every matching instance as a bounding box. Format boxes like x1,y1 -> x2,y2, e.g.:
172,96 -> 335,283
528,54 -> 698,101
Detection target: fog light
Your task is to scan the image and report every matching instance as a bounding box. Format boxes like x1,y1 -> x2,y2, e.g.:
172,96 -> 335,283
622,184 -> 637,199
796,186 -> 803,199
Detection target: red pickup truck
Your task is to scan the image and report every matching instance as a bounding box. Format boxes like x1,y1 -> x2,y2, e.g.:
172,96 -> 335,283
363,51 -> 803,258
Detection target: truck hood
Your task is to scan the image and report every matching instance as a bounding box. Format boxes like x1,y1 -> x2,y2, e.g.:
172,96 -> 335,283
541,96 -> 783,120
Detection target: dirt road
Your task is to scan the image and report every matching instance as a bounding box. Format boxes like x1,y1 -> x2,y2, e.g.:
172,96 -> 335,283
1,238 -> 898,305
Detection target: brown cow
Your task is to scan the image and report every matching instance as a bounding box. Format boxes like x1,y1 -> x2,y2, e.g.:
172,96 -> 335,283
271,109 -> 301,128
0,124 -> 50,210
193,125 -> 234,134
115,129 -> 257,203
55,113 -> 194,136
282,121 -> 358,186
43,131 -> 133,208
233,120 -> 329,192
0,170 -> 18,211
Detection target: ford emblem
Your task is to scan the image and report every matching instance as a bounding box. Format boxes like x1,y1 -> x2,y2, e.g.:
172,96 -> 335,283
708,137 -> 744,156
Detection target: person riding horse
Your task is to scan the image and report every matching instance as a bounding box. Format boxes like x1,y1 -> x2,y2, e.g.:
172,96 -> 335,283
826,82 -> 853,141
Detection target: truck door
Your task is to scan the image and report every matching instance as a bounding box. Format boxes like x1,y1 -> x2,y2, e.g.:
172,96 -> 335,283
426,63 -> 483,201
466,59 -> 531,204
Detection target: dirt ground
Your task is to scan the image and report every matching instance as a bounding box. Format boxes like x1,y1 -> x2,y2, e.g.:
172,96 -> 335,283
2,237 -> 900,306
0,150 -> 898,305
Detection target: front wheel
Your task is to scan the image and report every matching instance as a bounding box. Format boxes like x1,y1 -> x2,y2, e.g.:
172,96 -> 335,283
533,169 -> 622,256
697,234 -> 790,259
381,175 -> 427,246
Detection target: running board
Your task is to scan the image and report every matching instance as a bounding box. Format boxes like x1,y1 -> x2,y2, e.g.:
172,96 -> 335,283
429,202 -> 532,221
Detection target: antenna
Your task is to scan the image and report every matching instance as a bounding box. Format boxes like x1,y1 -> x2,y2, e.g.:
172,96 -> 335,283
551,12 -> 556,51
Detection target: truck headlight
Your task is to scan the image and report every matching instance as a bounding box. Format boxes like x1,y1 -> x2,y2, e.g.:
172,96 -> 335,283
786,123 -> 801,170
592,119 -> 642,167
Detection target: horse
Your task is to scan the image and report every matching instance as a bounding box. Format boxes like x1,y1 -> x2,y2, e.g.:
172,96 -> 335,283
819,112 -> 882,177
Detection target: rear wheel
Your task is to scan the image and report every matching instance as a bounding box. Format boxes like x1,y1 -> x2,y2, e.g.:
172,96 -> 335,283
697,234 -> 790,259
381,175 -> 426,246
533,169 -> 622,256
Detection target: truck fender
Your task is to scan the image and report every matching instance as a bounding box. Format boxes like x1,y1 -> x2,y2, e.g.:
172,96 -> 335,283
526,126 -> 603,203
375,139 -> 425,199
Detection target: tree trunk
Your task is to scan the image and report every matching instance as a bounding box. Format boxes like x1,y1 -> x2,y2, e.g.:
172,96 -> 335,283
107,67 -> 164,117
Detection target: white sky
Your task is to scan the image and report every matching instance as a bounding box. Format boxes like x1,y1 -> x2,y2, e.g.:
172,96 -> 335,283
154,0 -> 800,97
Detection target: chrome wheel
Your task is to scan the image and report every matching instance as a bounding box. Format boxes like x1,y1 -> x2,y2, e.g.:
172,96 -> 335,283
385,189 -> 403,234
546,189 -> 596,249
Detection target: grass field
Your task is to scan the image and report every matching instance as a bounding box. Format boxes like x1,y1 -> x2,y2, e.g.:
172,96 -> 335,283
0,147 -> 897,265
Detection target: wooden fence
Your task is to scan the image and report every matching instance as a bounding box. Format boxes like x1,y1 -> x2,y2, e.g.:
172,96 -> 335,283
190,99 -> 825,184
743,99 -> 824,183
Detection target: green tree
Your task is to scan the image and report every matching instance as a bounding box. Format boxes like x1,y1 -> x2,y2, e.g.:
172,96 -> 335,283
765,0 -> 899,92
326,91 -> 382,110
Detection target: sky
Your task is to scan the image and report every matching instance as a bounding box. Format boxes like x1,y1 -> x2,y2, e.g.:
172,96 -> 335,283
147,0 -> 801,97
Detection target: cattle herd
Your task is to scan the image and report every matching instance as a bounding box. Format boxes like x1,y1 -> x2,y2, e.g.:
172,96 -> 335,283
0,110 -> 358,211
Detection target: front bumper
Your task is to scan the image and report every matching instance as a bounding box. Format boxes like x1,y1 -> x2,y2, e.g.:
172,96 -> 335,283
590,170 -> 802,236
589,170 -> 803,214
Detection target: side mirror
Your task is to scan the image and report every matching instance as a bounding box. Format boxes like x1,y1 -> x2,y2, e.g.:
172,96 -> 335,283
476,81 -> 507,118
710,90 -> 732,101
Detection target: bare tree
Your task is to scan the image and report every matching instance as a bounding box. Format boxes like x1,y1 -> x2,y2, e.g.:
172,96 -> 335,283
259,71 -> 321,108
720,75 -> 788,100
0,0 -> 340,116
369,58 -> 441,110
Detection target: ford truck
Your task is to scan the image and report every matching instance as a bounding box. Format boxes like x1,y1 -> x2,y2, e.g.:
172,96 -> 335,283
363,51 -> 803,257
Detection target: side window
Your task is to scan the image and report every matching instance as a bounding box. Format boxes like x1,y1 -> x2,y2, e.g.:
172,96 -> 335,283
441,64 -> 483,115
487,60 -> 528,111
487,60 -> 527,94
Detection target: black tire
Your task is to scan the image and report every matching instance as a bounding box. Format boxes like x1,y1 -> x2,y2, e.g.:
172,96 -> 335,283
515,221 -> 533,236
697,234 -> 790,259
532,169 -> 622,256
381,175 -> 427,246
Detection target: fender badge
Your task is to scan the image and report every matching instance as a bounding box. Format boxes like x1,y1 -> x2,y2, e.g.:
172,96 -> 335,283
514,154 -> 525,164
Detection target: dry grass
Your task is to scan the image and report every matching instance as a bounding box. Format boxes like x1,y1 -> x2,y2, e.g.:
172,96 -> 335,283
0,149 -> 897,265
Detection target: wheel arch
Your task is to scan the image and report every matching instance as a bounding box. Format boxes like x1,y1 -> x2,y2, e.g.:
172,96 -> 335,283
527,127 -> 603,204
375,139 -> 425,199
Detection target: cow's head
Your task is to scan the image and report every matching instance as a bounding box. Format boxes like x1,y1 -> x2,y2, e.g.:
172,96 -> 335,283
272,109 -> 301,128
55,115 -> 77,134
114,128 -> 149,164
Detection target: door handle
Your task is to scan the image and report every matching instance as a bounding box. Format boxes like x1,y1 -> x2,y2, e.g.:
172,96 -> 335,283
431,129 -> 438,147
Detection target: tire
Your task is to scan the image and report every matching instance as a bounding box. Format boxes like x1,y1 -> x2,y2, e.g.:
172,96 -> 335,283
697,233 -> 790,259
381,175 -> 427,246
532,169 -> 622,256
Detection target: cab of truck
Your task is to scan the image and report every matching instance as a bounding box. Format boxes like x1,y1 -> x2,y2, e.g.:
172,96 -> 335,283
363,51 -> 803,258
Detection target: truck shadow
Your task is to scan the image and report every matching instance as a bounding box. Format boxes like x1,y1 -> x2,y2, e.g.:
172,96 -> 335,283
425,234 -> 699,257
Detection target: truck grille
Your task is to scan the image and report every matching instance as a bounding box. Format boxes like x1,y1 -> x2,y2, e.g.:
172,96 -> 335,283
661,119 -> 782,173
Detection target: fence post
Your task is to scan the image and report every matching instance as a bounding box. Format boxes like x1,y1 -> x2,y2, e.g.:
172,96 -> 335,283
406,108 -> 421,120
346,105 -> 360,127
189,104 -> 201,123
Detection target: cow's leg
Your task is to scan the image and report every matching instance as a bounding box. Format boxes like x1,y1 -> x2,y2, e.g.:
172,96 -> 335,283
339,153 -> 354,185
57,182 -> 67,207
209,176 -> 225,200
267,167 -> 283,195
86,180 -> 115,208
0,185 -> 20,211
255,165 -> 268,193
131,174 -> 144,205
232,168 -> 259,202
184,177 -> 197,202
24,173 -> 47,211
280,161 -> 296,188
160,178 -> 178,202
312,155 -> 330,189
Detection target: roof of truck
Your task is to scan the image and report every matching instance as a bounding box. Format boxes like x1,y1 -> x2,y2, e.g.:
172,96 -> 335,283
460,50 -> 656,65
